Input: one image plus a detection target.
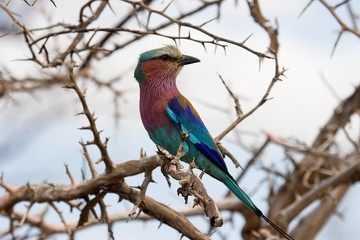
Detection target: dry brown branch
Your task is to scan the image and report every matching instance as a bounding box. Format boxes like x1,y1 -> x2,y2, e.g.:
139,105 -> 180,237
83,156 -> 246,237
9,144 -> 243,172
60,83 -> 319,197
0,178 -> 209,240
0,154 -> 160,211
115,181 -> 210,240
55,0 -> 109,67
235,137 -> 271,184
77,191 -> 106,228
247,0 -> 279,53
0,3 -> 26,30
218,73 -> 243,117
65,164 -> 76,187
319,0 -> 360,38
280,158 -> 360,223
128,170 -> 153,220
16,202 -> 34,227
216,142 -> 242,169
79,0 -> 153,70
269,84 -> 360,238
215,0 -> 286,142
0,152 -> 214,239
157,133 -> 223,228
313,84 -> 360,149
216,52 -> 285,141
302,0 -> 360,56
80,141 -> 98,178
291,183 -> 350,239
65,61 -> 115,173
3,195 -> 252,240
49,202 -> 71,235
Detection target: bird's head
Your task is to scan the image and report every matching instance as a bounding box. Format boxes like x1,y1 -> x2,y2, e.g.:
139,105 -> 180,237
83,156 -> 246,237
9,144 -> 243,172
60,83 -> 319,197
134,45 -> 200,84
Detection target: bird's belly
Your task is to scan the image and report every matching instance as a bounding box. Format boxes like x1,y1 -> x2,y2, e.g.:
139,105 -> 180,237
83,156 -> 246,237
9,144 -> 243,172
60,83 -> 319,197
149,127 -> 220,176
148,125 -> 185,156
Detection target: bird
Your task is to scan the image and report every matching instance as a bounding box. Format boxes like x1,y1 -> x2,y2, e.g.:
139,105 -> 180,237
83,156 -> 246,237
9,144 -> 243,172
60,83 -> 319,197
134,45 -> 293,240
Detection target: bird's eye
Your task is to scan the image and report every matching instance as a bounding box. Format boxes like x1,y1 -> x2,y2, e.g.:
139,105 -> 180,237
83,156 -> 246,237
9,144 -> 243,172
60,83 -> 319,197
160,55 -> 170,61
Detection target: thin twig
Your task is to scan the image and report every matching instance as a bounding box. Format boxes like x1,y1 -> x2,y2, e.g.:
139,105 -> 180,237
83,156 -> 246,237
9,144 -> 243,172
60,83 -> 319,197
216,52 -> 285,141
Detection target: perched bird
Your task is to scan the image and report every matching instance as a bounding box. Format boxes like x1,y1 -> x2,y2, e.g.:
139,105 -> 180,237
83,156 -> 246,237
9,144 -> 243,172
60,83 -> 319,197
135,45 -> 293,240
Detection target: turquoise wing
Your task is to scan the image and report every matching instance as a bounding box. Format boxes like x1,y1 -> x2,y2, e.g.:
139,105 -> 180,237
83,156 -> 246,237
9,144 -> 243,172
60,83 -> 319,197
166,95 -> 229,173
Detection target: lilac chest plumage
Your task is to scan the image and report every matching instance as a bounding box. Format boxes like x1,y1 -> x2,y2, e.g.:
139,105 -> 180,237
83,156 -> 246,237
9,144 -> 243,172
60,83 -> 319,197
138,60 -> 179,132
139,85 -> 176,131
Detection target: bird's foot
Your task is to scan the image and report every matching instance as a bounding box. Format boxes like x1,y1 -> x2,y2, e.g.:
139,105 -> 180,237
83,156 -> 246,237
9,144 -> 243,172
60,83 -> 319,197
177,183 -> 191,204
180,130 -> 190,141
171,159 -> 183,171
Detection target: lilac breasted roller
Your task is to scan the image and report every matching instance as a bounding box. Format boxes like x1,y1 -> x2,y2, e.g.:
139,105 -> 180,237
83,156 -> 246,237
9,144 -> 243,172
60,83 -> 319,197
134,45 -> 293,240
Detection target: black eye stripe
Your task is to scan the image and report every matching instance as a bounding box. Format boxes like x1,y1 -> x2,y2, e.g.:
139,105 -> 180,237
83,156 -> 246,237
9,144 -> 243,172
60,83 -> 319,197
156,54 -> 177,62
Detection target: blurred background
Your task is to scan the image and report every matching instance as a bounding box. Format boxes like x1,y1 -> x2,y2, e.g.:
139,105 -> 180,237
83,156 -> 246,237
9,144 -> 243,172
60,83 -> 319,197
1,0 -> 359,239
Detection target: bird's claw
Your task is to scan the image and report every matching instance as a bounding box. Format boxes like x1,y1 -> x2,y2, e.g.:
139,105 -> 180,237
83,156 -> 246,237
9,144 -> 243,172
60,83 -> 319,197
177,186 -> 190,204
180,130 -> 190,141
171,159 -> 183,170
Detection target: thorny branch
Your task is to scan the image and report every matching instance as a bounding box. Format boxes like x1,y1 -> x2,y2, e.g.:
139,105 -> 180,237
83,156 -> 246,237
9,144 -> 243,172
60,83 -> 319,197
127,169 -> 154,220
0,154 -> 211,240
215,0 -> 284,143
215,50 -> 286,142
157,132 -> 223,229
162,155 -> 223,229
302,0 -> 360,56
65,61 -> 115,173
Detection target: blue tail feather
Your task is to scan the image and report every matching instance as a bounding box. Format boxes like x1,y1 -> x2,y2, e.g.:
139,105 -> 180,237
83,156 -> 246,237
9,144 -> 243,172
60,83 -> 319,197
223,175 -> 294,240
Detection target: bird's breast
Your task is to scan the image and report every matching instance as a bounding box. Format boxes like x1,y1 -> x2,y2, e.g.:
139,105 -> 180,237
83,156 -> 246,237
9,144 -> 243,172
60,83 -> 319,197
139,88 -> 176,132
140,99 -> 170,131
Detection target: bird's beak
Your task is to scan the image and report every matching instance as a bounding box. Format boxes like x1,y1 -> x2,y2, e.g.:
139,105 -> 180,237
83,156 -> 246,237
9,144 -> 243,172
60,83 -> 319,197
177,55 -> 200,66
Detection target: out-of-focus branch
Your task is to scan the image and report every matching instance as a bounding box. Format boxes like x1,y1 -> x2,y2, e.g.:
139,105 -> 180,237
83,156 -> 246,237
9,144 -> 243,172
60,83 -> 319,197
234,137 -> 271,184
302,0 -> 360,56
1,195 -> 248,239
280,158 -> 360,223
312,84 -> 360,149
269,84 -> 360,238
0,75 -> 66,98
291,183 -> 350,239
0,3 -> 26,30
319,0 -> 360,38
79,0 -> 154,70
247,0 -> 279,52
55,0 -> 109,67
